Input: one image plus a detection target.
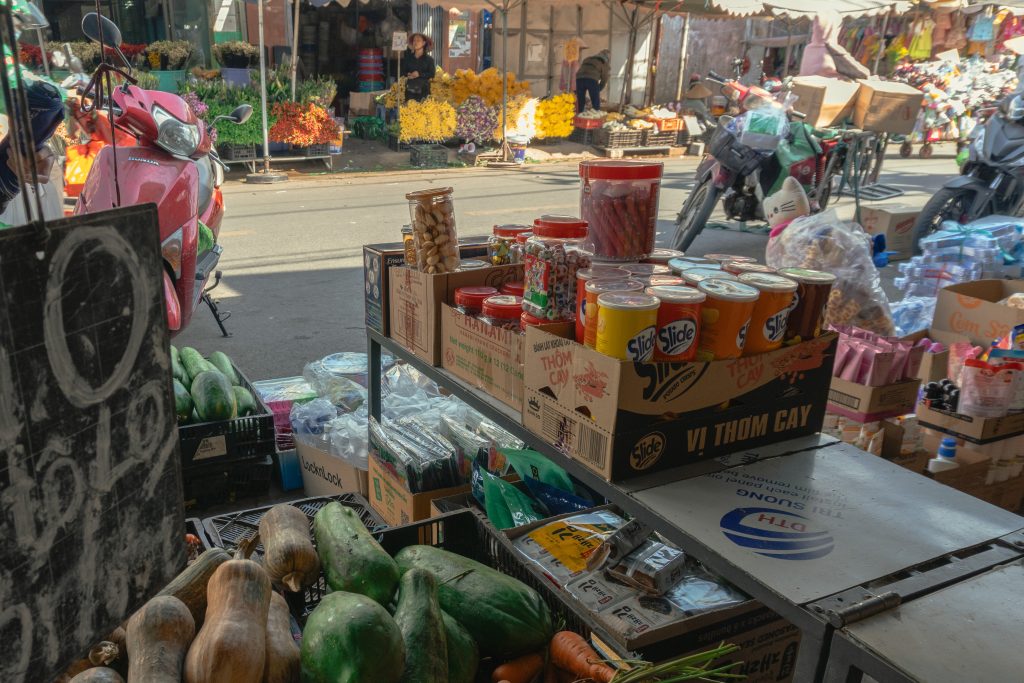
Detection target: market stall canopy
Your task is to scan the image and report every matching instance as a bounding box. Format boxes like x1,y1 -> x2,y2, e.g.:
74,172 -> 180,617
421,0 -> 766,16
767,0 -> 911,16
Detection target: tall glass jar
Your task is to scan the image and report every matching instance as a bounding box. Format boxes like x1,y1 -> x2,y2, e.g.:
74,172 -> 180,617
406,187 -> 460,274
522,215 -> 592,322
579,160 -> 663,262
488,224 -> 532,265
480,295 -> 525,331
509,231 -> 532,264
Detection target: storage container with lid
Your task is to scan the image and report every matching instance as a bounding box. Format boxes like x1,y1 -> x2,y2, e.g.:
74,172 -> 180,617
643,248 -> 685,265
401,225 -> 416,265
480,295 -> 525,330
501,281 -> 525,297
459,259 -> 488,270
697,279 -> 760,360
681,268 -> 737,287
454,286 -> 499,316
579,160 -> 664,262
621,263 -> 671,277
704,253 -> 756,265
523,215 -> 592,322
406,186 -> 460,274
582,278 -> 644,347
575,265 -> 629,341
646,285 -> 706,362
521,310 -> 547,331
488,224 -> 532,265
738,273 -> 798,354
595,292 -> 661,361
668,256 -> 719,274
510,230 -> 533,264
723,261 -> 777,276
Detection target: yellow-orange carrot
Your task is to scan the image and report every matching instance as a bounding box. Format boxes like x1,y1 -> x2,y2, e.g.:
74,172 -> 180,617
548,631 -> 615,683
492,652 -> 546,683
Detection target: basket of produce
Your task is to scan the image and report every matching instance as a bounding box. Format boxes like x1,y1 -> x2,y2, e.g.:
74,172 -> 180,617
574,113 -> 605,130
597,128 -> 644,149
172,345 -> 276,467
644,130 -> 677,147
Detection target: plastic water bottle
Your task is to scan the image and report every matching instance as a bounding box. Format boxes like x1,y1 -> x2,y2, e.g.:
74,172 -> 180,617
928,437 -> 960,473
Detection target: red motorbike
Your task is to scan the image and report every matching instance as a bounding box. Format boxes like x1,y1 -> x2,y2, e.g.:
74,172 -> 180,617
73,13 -> 251,336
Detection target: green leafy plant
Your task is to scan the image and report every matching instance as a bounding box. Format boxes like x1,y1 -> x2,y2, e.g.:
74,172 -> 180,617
145,40 -> 193,71
209,101 -> 270,146
212,41 -> 258,68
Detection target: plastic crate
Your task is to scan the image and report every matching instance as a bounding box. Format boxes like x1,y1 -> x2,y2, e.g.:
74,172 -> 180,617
644,130 -> 677,147
649,116 -> 683,132
410,144 -> 448,168
570,127 -> 597,145
218,143 -> 256,161
387,133 -> 410,152
292,143 -> 330,157
182,453 -> 274,511
597,128 -> 645,148
178,365 -> 276,468
675,130 -> 691,148
574,115 -> 604,130
185,517 -> 214,550
204,495 -> 386,620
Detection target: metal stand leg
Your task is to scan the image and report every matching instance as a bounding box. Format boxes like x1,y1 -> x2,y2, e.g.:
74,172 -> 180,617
203,270 -> 232,338
368,333 -> 382,422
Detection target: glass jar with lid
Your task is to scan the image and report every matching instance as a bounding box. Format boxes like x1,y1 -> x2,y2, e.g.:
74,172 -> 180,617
454,286 -> 499,316
509,230 -> 533,264
406,186 -> 460,274
480,295 -> 524,330
488,224 -> 532,266
522,215 -> 592,322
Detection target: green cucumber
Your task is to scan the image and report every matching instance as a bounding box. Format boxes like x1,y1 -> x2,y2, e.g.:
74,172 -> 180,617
395,545 -> 553,657
170,344 -> 180,364
173,379 -> 193,425
179,347 -> 207,383
313,502 -> 399,605
393,569 -> 447,683
208,351 -> 241,385
190,371 -> 236,422
171,354 -> 188,386
232,386 -> 257,417
300,591 -> 405,683
442,610 -> 477,683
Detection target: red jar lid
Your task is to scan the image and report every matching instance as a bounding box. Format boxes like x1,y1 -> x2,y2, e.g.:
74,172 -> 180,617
521,311 -> 546,329
483,295 -> 524,319
533,215 -> 588,239
501,281 -> 525,297
493,224 -> 532,238
454,286 -> 499,310
579,160 -> 664,181
515,231 -> 533,244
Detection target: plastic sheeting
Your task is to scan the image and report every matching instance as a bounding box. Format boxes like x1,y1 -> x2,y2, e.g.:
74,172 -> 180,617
767,0 -> 911,18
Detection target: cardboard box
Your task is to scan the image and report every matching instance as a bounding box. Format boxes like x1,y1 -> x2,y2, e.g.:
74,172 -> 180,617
859,205 -> 919,261
853,80 -> 923,135
916,403 -> 1024,444
522,327 -> 837,481
367,454 -> 470,527
901,328 -> 962,383
827,377 -> 921,422
349,90 -> 385,116
932,279 -> 1024,346
789,76 -> 860,128
442,304 -> 573,411
390,263 -> 522,365
295,440 -> 369,498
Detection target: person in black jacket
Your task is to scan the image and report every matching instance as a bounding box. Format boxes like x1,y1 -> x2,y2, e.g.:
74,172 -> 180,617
575,49 -> 610,112
403,33 -> 435,102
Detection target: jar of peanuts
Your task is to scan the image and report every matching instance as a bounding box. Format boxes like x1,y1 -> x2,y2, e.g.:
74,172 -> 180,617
406,187 -> 460,274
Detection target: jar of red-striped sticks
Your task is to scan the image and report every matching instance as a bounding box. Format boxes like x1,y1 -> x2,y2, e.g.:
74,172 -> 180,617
579,160 -> 663,262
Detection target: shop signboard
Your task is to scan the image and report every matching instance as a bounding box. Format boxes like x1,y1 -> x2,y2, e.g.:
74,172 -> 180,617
0,206 -> 184,683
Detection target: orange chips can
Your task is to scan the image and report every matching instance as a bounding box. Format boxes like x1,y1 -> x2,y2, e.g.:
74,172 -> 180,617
696,279 -> 760,360
738,273 -> 798,354
647,285 -> 705,361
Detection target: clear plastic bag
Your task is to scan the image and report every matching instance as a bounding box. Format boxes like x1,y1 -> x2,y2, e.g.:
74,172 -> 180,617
891,296 -> 938,337
251,376 -> 318,405
328,406 -> 370,470
369,417 -> 461,493
766,209 -> 894,336
735,105 -> 788,151
302,358 -> 367,413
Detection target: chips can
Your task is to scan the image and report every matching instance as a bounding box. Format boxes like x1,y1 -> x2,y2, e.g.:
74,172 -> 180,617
643,248 -> 685,265
681,268 -> 737,287
620,263 -> 671,277
722,262 -> 777,276
738,273 -> 798,354
777,268 -> 837,341
634,274 -> 685,289
595,292 -> 661,361
697,279 -> 760,360
668,256 -> 718,274
647,285 -> 705,361
576,266 -> 629,343
583,279 -> 644,347
704,253 -> 757,265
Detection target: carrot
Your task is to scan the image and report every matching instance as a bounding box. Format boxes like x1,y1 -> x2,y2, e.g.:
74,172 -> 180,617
492,652 -> 546,683
548,631 -> 616,683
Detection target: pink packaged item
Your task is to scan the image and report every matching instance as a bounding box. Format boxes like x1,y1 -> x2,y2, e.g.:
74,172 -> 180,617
840,343 -> 867,382
948,343 -> 982,386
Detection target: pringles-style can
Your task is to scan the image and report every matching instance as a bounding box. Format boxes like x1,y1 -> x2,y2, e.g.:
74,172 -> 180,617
722,262 -> 777,276
738,273 -> 798,354
647,285 -> 705,361
576,266 -> 628,343
583,279 -> 644,348
596,292 -> 660,361
681,268 -> 737,287
697,279 -> 760,360
777,268 -> 837,341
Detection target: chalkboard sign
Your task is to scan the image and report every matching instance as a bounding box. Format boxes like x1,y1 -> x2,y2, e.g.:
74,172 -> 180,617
0,205 -> 185,683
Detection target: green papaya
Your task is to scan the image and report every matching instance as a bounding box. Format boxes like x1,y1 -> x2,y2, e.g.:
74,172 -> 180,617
190,371 -> 236,422
442,610 -> 478,683
173,379 -> 193,425
313,502 -> 399,605
300,592 -> 405,683
190,408 -> 200,424
393,569 -> 447,683
232,386 -> 257,417
395,545 -> 553,657
208,351 -> 241,385
171,354 -> 188,386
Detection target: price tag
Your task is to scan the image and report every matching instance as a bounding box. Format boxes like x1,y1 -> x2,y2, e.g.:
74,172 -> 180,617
392,31 -> 408,52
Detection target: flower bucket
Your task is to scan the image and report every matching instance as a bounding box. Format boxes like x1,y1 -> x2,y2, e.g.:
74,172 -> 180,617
508,134 -> 529,164
153,69 -> 186,93
220,67 -> 251,88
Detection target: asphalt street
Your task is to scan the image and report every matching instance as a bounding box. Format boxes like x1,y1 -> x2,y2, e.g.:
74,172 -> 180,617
176,147 -> 953,380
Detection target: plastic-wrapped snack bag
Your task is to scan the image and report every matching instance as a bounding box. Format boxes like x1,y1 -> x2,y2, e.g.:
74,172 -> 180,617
766,209 -> 894,336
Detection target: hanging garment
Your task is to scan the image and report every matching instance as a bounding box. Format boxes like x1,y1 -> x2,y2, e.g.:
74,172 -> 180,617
948,13 -> 968,50
933,10 -> 953,48
908,19 -> 935,60
970,11 -> 995,42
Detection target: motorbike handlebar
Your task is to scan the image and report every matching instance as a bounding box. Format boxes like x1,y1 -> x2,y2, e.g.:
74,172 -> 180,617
706,71 -> 727,85
790,109 -> 806,119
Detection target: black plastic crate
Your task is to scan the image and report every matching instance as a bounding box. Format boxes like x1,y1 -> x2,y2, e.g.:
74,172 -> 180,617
410,144 -> 448,168
182,453 -> 273,511
218,143 -> 256,161
570,127 -> 597,145
675,130 -> 691,148
644,130 -> 676,147
178,364 -> 276,468
597,128 -> 644,148
292,143 -> 330,157
203,494 -> 386,620
387,133 -> 410,152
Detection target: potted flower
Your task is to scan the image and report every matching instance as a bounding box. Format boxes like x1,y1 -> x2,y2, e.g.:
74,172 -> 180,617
268,101 -> 336,157
213,41 -> 258,87
144,40 -> 193,92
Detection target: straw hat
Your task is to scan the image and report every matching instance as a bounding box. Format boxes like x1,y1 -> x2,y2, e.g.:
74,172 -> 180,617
1006,36 -> 1024,55
685,82 -> 713,99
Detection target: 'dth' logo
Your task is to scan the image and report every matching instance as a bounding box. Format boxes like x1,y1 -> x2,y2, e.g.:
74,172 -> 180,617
630,432 -> 665,471
720,507 -> 833,560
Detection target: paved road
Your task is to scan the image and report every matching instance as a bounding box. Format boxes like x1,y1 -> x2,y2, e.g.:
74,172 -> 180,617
176,148 -> 954,380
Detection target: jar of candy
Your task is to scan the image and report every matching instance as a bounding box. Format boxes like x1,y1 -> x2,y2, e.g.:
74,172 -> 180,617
488,224 -> 532,265
454,286 -> 498,316
509,231 -> 532,264
480,295 -> 524,330
501,281 -> 525,297
579,160 -> 663,261
401,226 -> 416,266
406,187 -> 460,274
521,310 -> 546,332
523,216 -> 592,322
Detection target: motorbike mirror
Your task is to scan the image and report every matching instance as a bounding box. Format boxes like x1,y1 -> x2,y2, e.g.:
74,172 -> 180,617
82,13 -> 122,47
229,104 -> 253,124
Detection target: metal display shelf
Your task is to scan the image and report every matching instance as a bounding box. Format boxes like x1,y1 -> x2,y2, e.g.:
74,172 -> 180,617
367,330 -> 1024,681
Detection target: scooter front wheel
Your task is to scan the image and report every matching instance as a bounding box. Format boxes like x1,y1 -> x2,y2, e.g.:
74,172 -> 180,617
673,178 -> 721,252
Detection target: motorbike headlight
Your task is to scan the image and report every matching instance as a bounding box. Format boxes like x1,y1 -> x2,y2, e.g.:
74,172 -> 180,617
161,226 -> 183,278
152,105 -> 200,157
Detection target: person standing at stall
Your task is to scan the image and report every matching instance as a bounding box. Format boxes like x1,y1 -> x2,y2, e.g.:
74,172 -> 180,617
403,33 -> 435,102
575,48 -> 610,113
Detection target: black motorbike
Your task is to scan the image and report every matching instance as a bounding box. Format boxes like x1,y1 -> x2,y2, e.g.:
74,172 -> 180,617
912,92 -> 1024,250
